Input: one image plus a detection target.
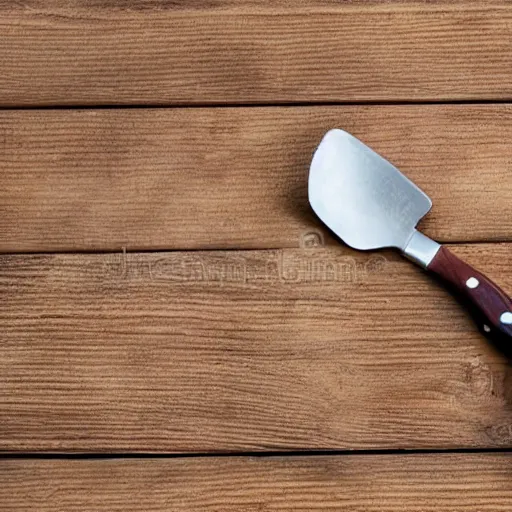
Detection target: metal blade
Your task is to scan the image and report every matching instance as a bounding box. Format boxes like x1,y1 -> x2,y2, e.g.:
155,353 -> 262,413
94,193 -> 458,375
308,129 -> 432,251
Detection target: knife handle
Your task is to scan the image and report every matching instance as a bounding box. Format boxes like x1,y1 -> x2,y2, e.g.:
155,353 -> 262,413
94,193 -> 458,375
427,246 -> 511,354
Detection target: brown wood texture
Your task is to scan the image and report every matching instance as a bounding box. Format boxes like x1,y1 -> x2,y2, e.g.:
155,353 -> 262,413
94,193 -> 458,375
1,244 -> 511,452
1,2 -> 512,106
2,1 -> 512,507
2,454 -> 512,511
1,104 -> 511,253
429,246 -> 512,348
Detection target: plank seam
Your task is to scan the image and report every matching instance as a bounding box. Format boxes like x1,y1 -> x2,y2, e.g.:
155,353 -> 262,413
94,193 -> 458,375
0,240 -> 510,257
2,447 -> 512,460
2,99 -> 512,111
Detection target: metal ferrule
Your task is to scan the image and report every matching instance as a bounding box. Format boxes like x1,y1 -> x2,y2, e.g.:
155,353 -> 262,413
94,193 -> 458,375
403,230 -> 441,268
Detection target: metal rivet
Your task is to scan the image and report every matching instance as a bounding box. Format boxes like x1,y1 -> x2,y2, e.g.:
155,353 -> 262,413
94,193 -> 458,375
483,324 -> 491,333
500,312 -> 512,325
466,277 -> 479,289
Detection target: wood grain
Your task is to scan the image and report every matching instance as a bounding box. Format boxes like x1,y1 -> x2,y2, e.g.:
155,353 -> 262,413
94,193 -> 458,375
1,244 -> 511,452
1,105 -> 511,253
1,454 -> 512,511
1,2 -> 512,105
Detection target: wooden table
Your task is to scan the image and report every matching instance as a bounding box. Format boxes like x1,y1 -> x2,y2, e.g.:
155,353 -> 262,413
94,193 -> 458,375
1,2 -> 511,510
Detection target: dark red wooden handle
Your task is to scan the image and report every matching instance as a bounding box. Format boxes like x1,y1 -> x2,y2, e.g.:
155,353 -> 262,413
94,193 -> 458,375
427,246 -> 511,355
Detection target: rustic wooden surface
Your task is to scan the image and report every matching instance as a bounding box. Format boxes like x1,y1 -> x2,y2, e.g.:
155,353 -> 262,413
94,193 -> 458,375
1,245 -> 511,452
1,2 -> 512,105
1,105 -> 511,252
1,1 -> 512,510
2,454 -> 512,511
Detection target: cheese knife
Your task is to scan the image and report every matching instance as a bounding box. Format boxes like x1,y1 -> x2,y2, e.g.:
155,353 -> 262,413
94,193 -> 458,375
308,129 -> 511,352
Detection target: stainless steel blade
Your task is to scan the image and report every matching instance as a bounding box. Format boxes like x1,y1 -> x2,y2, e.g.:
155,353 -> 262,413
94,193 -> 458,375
309,129 -> 432,252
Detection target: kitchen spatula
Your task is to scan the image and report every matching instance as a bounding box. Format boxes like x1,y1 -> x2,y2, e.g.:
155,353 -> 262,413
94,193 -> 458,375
309,129 -> 511,352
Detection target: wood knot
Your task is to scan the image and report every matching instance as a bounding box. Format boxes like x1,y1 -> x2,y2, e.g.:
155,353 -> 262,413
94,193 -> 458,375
465,358 -> 494,397
487,423 -> 512,444
299,230 -> 325,249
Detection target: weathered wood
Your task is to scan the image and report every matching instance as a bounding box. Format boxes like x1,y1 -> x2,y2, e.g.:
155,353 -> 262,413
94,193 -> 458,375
1,2 -> 512,106
1,105 -> 511,253
1,244 -> 511,452
1,454 -> 512,511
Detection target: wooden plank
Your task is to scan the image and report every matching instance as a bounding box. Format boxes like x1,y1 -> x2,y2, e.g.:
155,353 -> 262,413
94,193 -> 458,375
1,454 -> 511,511
1,105 -> 511,253
1,2 -> 512,106
1,244 -> 511,452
